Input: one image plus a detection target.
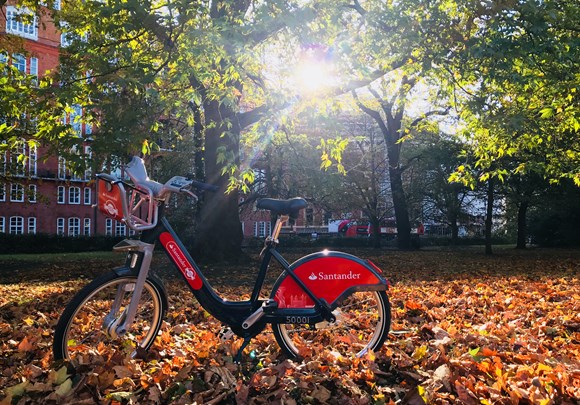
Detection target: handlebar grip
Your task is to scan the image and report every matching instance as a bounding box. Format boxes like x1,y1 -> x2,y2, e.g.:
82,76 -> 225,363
189,179 -> 219,192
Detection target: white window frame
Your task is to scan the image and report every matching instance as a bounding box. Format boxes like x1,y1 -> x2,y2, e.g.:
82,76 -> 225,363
57,217 -> 65,236
28,217 -> 36,234
6,7 -> 38,40
11,140 -> 26,177
0,184 -> 5,202
68,217 -> 80,237
254,221 -> 271,238
68,186 -> 80,204
13,54 -> 26,73
28,144 -> 37,176
28,184 -> 37,203
83,218 -> 91,236
115,221 -> 126,237
0,217 -> 5,233
105,218 -> 113,236
9,216 -> 24,235
83,187 -> 91,205
58,156 -> 67,179
10,183 -> 24,202
57,185 -> 65,204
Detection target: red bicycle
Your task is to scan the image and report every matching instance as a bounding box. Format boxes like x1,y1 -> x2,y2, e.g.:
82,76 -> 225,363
53,156 -> 391,363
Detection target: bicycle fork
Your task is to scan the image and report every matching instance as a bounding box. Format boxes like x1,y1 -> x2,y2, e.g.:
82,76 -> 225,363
104,239 -> 155,340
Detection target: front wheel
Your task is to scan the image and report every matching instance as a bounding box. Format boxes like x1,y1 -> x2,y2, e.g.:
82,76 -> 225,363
53,271 -> 167,364
272,291 -> 390,359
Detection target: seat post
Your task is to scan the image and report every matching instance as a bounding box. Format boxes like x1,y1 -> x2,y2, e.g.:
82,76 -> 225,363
271,214 -> 289,242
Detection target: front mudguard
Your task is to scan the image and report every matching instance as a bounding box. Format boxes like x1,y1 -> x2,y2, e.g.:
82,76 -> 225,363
271,251 -> 388,309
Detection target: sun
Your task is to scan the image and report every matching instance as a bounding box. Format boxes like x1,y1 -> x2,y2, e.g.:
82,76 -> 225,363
292,45 -> 336,95
294,60 -> 333,93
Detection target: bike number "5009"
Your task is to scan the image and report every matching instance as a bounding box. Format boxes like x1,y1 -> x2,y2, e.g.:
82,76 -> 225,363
286,316 -> 310,324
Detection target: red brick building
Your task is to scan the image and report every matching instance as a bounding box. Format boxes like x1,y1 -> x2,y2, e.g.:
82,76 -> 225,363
0,1 -> 133,237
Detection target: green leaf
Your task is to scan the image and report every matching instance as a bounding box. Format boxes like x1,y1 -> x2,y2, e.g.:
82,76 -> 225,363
539,108 -> 553,119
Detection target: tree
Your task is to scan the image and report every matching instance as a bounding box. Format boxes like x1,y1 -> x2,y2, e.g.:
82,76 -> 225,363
450,0 -> 580,187
319,0 -> 478,249
410,135 -> 476,245
47,0 -> 326,260
327,112 -> 391,248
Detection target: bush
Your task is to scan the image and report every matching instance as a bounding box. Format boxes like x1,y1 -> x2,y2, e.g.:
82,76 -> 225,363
0,234 -> 124,254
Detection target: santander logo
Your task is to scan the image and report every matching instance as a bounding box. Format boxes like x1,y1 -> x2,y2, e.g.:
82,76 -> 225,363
308,270 -> 361,281
160,232 -> 202,290
104,200 -> 119,217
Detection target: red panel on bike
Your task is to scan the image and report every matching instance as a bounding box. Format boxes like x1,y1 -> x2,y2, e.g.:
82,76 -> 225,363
97,178 -> 125,222
160,232 -> 203,290
274,254 -> 385,309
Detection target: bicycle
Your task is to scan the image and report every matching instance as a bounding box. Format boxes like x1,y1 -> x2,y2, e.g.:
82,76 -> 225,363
53,156 -> 391,364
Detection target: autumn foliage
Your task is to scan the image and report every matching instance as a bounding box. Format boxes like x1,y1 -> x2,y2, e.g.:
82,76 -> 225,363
0,247 -> 578,404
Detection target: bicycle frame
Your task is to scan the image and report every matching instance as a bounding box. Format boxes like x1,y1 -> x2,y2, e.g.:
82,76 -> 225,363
112,207 -> 388,345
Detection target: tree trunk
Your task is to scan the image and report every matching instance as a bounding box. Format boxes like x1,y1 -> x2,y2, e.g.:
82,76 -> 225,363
485,179 -> 494,256
516,200 -> 529,249
193,100 -> 244,261
390,166 -> 412,249
369,217 -> 382,249
450,221 -> 459,245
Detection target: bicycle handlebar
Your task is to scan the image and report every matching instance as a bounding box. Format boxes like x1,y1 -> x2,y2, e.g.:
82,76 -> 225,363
123,156 -> 218,199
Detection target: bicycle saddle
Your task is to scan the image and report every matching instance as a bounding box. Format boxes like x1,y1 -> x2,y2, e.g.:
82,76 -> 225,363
256,197 -> 307,218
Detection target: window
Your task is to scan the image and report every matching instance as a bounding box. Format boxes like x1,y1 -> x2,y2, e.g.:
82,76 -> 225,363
115,221 -> 126,236
83,187 -> 91,205
84,146 -> 92,179
28,144 -> 37,176
68,217 -> 80,236
68,186 -> 80,204
6,7 -> 38,40
28,185 -> 37,203
63,105 -> 83,136
11,140 -> 26,176
83,218 -> 91,236
13,54 -> 26,73
0,148 -> 6,175
57,218 -> 65,235
0,217 -> 5,233
57,186 -> 65,204
10,184 -> 24,202
254,221 -> 271,238
105,218 -> 113,236
28,217 -> 36,234
0,184 -> 5,202
58,156 -> 67,179
29,57 -> 38,85
9,216 -> 24,234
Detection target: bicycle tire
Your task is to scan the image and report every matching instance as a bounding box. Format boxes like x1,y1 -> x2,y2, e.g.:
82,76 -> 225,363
53,270 -> 167,363
272,290 -> 391,359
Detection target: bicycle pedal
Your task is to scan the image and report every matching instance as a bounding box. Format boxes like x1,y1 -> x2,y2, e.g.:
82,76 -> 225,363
218,327 -> 235,343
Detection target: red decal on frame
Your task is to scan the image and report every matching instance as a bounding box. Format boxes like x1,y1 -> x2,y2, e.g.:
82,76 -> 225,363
160,232 -> 202,290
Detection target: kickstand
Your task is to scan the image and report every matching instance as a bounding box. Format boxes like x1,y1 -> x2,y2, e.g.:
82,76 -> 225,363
233,337 -> 252,364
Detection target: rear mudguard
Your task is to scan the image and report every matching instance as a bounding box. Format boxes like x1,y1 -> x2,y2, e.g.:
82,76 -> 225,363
271,251 -> 388,309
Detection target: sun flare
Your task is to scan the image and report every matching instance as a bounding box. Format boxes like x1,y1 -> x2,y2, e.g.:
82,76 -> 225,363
294,60 -> 334,93
292,45 -> 336,95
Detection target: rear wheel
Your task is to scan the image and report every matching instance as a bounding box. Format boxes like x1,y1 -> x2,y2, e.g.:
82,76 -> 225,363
273,290 -> 390,359
53,271 -> 166,364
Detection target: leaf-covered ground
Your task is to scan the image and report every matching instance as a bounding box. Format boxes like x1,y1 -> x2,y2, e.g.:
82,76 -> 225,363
0,247 -> 578,404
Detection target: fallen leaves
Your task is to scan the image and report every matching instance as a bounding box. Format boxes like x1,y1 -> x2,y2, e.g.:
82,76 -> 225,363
0,247 -> 578,404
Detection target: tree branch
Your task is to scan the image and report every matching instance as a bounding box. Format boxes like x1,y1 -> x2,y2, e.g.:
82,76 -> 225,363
409,107 -> 451,128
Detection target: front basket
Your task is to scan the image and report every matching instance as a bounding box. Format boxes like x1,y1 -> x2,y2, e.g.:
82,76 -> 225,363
96,175 -> 157,231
